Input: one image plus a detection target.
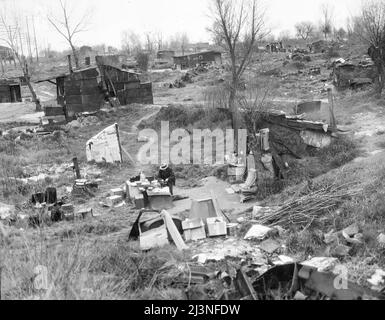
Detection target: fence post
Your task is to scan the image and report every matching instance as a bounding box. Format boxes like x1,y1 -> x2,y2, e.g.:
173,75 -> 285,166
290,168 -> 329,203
327,88 -> 337,129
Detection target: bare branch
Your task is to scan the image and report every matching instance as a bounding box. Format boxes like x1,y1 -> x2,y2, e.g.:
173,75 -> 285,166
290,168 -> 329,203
47,0 -> 91,68
47,16 -> 70,42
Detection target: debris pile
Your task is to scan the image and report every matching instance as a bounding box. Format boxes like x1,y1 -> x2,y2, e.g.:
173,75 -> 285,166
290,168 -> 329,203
254,182 -> 362,228
332,57 -> 376,89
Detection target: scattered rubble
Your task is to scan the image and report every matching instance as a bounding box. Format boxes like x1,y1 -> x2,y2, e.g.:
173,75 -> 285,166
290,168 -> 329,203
0,202 -> 15,221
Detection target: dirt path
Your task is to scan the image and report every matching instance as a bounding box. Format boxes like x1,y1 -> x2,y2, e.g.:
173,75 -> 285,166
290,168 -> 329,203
131,106 -> 162,132
0,102 -> 42,124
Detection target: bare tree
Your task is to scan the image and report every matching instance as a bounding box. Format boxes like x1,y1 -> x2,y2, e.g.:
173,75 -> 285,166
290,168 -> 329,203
278,30 -> 291,41
355,0 -> 385,96
168,33 -> 190,55
121,30 -> 142,56
0,11 -> 42,111
180,33 -> 189,55
155,31 -> 164,51
208,0 -> 267,145
145,32 -> 155,54
320,3 -> 334,40
47,0 -> 91,69
295,21 -> 315,41
334,27 -> 347,41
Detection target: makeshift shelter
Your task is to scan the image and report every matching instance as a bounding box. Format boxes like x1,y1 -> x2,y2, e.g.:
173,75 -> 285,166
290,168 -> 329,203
247,112 -> 337,181
173,51 -> 222,70
86,123 -> 123,163
0,78 -> 22,103
333,62 -> 376,89
156,50 -> 175,60
310,40 -> 328,53
36,60 -> 153,121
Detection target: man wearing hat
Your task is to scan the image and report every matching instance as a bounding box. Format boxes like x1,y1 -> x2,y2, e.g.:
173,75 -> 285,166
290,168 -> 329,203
158,163 -> 176,195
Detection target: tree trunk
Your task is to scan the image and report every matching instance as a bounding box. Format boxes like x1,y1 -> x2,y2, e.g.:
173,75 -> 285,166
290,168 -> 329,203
229,78 -> 239,151
70,43 -> 80,69
25,75 -> 42,112
376,64 -> 384,98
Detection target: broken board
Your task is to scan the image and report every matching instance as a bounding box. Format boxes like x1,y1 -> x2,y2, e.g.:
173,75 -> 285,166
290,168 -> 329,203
86,123 -> 122,163
190,198 -> 220,221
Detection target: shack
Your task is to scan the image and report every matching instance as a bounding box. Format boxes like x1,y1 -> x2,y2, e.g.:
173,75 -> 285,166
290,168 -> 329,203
333,61 -> 376,89
245,111 -> 338,182
157,50 -> 175,60
0,78 -> 22,103
310,40 -> 328,53
36,61 -> 153,121
173,50 -> 222,70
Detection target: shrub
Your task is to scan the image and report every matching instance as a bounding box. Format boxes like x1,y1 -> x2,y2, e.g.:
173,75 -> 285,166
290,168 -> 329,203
310,137 -> 361,169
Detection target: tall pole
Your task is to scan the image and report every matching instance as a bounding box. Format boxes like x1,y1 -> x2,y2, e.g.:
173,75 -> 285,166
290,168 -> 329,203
327,88 -> 337,129
26,17 -> 33,63
17,28 -> 25,64
32,16 -> 39,62
73,157 -> 81,180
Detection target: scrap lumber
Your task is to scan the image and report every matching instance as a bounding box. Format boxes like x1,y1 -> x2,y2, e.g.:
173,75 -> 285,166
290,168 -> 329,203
210,190 -> 229,222
256,182 -> 362,228
161,210 -> 188,251
234,268 -> 258,300
270,146 -> 288,180
264,113 -> 338,133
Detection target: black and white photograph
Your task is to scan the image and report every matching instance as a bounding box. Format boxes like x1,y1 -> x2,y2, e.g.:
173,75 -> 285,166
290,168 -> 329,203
0,0 -> 385,305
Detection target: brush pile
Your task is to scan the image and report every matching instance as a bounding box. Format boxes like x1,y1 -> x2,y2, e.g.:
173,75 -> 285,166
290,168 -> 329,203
255,182 -> 362,228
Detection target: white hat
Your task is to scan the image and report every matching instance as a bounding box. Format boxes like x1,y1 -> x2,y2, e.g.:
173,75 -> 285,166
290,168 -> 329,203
160,163 -> 169,170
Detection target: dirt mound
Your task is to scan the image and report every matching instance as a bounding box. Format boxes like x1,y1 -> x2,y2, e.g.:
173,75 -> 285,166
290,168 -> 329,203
137,105 -> 231,131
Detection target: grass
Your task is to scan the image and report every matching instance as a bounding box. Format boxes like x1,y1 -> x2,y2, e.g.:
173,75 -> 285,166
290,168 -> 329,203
310,137 -> 362,169
269,151 -> 385,270
137,104 -> 231,132
1,216 -> 188,300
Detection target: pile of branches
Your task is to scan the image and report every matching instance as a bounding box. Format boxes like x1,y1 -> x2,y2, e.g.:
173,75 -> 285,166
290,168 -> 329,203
256,182 -> 362,228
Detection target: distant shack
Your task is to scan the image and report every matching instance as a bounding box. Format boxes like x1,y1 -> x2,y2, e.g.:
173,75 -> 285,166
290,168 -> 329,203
173,50 -> 222,70
157,50 -> 175,61
333,61 -> 376,89
0,78 -> 22,103
36,59 -> 153,122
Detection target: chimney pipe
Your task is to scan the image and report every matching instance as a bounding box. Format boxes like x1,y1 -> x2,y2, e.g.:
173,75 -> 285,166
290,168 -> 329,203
67,55 -> 73,73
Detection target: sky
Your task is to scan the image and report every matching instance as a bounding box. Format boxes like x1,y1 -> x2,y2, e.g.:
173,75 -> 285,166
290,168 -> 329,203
0,0 -> 364,52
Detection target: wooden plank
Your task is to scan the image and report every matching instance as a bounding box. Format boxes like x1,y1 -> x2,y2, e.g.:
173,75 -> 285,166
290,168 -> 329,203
65,95 -> 83,104
271,147 -> 288,180
265,115 -> 337,133
81,94 -> 104,105
81,68 -> 99,78
114,83 -> 124,91
124,82 -> 140,90
81,78 -> 99,87
64,85 -> 81,95
66,104 -> 84,115
42,115 -> 66,121
81,87 -> 102,95
161,210 -> 188,251
44,106 -> 65,116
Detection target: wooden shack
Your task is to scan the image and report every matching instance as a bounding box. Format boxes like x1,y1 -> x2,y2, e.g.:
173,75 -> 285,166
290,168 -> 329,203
333,62 -> 376,89
36,62 -> 154,121
173,50 -> 222,70
0,78 -> 22,103
98,63 -> 154,106
157,50 -> 175,60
